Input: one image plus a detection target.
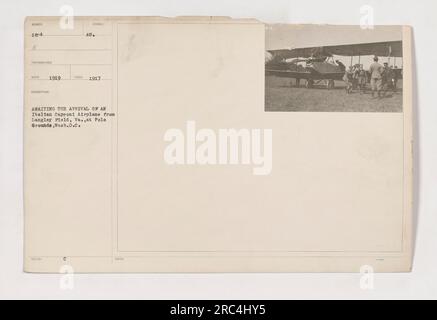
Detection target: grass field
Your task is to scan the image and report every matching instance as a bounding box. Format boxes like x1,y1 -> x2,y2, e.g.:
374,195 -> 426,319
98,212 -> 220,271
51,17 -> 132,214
265,76 -> 403,112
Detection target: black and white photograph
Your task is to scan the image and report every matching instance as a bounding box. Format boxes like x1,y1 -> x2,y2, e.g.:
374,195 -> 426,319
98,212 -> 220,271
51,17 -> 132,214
2,0 -> 437,303
265,25 -> 403,112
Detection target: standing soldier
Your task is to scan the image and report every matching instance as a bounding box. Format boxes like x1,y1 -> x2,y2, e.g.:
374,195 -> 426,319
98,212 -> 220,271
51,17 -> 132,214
382,62 -> 389,90
343,66 -> 354,94
369,56 -> 383,98
352,64 -> 360,90
357,64 -> 368,94
392,66 -> 399,92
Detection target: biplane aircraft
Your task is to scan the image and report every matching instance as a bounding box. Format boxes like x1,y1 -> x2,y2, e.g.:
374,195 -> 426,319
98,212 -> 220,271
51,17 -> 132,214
266,41 -> 403,89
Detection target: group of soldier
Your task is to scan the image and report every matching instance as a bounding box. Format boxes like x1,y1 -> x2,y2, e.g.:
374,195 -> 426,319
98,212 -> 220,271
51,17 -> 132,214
342,56 -> 400,98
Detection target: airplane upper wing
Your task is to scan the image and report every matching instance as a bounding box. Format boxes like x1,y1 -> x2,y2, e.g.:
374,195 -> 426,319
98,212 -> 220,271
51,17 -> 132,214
268,41 -> 403,59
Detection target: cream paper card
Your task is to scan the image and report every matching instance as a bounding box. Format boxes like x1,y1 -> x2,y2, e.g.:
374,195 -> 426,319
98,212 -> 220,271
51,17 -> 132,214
24,17 -> 413,272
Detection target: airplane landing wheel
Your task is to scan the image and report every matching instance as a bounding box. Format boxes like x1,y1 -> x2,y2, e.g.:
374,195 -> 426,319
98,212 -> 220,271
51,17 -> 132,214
327,79 -> 335,90
306,79 -> 314,88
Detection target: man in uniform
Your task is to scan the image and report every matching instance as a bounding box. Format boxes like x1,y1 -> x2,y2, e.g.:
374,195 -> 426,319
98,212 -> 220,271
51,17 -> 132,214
369,56 -> 384,98
356,64 -> 368,94
382,62 -> 392,92
392,66 -> 399,92
343,66 -> 354,94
